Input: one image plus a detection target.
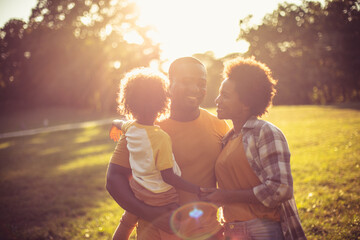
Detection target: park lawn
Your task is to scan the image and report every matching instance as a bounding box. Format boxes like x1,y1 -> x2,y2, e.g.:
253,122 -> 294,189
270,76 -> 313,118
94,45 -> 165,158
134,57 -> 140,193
0,107 -> 118,134
0,104 -> 359,239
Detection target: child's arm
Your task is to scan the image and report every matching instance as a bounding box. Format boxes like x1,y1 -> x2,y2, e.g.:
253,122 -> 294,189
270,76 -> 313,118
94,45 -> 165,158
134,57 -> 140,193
112,119 -> 124,130
161,169 -> 200,194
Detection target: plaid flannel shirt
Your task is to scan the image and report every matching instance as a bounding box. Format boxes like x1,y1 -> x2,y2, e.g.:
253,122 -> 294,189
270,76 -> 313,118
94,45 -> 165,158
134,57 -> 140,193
223,116 -> 306,240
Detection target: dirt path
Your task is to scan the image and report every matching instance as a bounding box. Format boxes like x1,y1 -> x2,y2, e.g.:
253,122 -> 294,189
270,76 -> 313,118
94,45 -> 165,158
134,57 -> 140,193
0,118 -> 113,139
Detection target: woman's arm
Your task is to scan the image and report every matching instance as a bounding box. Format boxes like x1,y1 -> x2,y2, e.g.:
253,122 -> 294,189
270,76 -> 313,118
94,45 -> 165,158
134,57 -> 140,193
252,124 -> 294,208
200,187 -> 261,205
161,168 -> 200,194
201,124 -> 293,208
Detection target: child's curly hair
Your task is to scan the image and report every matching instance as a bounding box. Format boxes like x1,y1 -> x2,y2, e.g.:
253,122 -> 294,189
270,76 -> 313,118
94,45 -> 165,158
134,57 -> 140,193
223,57 -> 277,117
117,67 -> 170,121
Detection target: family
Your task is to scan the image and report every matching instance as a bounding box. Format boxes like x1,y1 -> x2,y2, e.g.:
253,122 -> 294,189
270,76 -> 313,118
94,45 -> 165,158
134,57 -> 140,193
106,56 -> 307,240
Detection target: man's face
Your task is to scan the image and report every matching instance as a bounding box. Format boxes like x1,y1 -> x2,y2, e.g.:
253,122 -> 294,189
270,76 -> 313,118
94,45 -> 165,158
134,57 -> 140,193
169,63 -> 207,112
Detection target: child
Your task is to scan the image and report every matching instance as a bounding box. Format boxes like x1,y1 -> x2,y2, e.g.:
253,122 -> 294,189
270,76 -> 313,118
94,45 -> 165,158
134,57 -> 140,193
109,68 -> 201,240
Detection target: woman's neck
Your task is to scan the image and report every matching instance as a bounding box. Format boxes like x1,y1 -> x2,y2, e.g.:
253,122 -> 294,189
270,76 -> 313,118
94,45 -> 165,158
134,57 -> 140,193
232,115 -> 251,135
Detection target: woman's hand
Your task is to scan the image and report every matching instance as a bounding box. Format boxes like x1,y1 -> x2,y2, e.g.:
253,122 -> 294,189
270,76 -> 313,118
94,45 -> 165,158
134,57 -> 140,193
199,187 -> 229,205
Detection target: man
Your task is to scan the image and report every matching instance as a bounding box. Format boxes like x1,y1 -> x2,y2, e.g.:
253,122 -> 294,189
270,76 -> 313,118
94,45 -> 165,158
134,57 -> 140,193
106,57 -> 229,239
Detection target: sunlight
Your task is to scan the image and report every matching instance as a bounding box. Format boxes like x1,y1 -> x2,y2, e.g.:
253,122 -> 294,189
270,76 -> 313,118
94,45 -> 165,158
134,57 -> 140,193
80,15 -> 92,26
133,0 -> 304,60
123,30 -> 144,44
0,141 -> 13,150
73,127 -> 102,144
100,24 -> 113,40
113,60 -> 121,69
39,146 -> 61,156
105,24 -> 113,35
56,151 -> 108,173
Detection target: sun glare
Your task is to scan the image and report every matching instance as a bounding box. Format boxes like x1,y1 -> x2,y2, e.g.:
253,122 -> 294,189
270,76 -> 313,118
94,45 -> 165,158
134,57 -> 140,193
133,0 -> 303,61
123,30 -> 144,44
134,0 -> 254,60
113,61 -> 121,69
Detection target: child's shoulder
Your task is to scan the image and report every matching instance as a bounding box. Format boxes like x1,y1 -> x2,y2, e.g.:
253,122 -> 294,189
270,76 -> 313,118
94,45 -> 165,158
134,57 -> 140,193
122,120 -> 136,132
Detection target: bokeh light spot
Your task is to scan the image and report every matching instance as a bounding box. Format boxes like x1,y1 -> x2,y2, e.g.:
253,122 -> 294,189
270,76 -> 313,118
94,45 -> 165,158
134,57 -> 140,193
170,201 -> 221,240
189,207 -> 203,219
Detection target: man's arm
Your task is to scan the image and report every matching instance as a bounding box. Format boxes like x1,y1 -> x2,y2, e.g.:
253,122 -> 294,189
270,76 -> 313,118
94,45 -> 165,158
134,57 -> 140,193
106,163 -> 176,232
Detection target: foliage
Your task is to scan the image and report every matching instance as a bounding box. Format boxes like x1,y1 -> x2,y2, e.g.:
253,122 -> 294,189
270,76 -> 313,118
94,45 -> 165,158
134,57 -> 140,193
0,0 -> 160,112
193,52 -> 224,107
193,51 -> 243,107
0,105 -> 359,239
239,0 -> 360,104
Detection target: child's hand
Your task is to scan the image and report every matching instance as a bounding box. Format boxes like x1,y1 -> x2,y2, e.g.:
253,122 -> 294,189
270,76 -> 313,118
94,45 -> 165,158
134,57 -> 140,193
199,187 -> 217,200
199,188 -> 226,206
109,119 -> 125,142
109,125 -> 122,142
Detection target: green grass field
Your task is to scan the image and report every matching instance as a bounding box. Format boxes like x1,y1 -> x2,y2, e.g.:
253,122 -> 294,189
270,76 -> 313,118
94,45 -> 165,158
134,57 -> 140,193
0,105 -> 359,239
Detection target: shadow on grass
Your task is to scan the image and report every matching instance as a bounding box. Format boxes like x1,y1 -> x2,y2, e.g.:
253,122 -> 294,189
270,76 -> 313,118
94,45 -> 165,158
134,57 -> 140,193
0,124 -> 120,239
329,102 -> 360,110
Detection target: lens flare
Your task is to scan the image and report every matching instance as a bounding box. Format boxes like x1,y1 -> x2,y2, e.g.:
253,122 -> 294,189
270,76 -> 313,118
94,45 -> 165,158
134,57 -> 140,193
170,201 -> 221,240
189,207 -> 203,219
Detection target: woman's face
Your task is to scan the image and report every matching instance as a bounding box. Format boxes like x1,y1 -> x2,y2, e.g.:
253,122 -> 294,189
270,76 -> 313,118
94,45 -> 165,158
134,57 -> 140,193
215,79 -> 247,120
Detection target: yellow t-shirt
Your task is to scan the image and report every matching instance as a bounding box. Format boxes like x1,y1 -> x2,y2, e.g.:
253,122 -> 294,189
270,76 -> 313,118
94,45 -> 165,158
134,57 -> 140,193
121,121 -> 181,193
110,108 -> 229,239
215,133 -> 280,222
111,108 -> 229,203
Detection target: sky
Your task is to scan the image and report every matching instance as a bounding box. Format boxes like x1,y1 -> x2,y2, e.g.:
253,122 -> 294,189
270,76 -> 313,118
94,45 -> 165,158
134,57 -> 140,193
0,0 -> 308,61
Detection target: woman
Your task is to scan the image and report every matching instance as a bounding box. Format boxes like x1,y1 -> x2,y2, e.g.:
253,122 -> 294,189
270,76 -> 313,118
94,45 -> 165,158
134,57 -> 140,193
200,57 -> 306,240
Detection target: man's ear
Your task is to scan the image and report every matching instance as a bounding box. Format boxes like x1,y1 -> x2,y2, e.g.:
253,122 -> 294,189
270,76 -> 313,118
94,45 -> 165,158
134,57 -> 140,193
168,80 -> 174,97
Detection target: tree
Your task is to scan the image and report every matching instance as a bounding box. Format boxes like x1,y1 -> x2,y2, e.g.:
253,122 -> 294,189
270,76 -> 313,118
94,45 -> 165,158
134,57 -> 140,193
238,0 -> 360,104
193,52 -> 225,107
0,0 -> 160,111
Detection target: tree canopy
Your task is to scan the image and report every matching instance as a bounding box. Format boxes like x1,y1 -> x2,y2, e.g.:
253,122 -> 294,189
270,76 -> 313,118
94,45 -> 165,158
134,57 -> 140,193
0,0 -> 160,111
239,0 -> 360,104
1,0 -> 359,111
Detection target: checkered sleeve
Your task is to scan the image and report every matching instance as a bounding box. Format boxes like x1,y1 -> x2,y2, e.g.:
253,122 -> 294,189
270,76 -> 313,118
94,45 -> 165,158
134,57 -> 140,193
253,123 -> 294,208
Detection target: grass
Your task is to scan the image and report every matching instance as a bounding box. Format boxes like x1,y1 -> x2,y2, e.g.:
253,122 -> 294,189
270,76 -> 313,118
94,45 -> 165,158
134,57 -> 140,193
0,104 -> 359,239
0,107 -> 117,133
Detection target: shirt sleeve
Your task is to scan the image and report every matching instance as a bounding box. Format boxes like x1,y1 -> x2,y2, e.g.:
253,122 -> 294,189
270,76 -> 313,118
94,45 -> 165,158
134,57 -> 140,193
252,124 -> 294,208
110,134 -> 131,168
155,134 -> 174,171
121,120 -> 132,133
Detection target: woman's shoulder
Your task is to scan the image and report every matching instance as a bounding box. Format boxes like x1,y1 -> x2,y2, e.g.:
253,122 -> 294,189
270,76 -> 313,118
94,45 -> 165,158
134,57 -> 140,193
244,118 -> 283,136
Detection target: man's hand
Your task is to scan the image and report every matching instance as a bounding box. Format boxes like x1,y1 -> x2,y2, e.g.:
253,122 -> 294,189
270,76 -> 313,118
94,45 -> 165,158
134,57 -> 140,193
145,203 -> 179,233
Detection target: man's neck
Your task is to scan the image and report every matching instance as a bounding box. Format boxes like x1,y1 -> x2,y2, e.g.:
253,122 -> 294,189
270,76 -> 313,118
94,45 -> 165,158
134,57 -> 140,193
170,108 -> 201,122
